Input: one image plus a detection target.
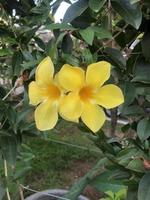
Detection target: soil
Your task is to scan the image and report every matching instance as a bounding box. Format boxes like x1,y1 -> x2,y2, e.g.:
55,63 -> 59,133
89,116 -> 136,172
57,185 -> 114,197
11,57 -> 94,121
63,160 -> 102,200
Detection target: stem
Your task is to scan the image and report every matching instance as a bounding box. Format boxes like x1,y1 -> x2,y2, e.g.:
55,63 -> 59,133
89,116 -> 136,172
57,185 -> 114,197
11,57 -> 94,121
2,85 -> 16,101
4,160 -> 11,200
19,185 -> 24,200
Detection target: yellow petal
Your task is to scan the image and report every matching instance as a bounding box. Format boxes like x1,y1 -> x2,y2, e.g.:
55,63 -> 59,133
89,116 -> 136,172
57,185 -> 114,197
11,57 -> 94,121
60,113 -> 79,123
95,84 -> 124,109
58,64 -> 85,91
81,103 -> 106,133
36,57 -> 54,86
35,100 -> 58,131
86,61 -> 111,88
28,81 -> 44,106
53,73 -> 64,91
59,92 -> 82,121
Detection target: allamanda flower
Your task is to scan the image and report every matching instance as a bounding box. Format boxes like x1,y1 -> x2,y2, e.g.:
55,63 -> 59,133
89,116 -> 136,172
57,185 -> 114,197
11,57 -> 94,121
58,61 -> 124,133
29,57 -> 64,131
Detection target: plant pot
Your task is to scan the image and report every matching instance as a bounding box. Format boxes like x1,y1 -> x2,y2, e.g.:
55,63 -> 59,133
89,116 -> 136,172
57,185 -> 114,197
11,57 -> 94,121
25,189 -> 89,200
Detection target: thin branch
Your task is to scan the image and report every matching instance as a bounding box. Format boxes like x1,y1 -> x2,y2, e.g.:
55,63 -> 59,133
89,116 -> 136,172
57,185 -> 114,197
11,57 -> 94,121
4,160 -> 11,200
96,24 -> 129,53
2,85 -> 16,101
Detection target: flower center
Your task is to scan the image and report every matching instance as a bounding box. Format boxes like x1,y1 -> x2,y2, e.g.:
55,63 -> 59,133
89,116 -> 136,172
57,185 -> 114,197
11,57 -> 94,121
46,84 -> 61,100
79,86 -> 93,102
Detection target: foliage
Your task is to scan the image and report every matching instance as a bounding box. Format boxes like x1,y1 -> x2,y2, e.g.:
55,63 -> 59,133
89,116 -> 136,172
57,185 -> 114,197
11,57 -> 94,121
100,188 -> 127,200
0,0 -> 150,199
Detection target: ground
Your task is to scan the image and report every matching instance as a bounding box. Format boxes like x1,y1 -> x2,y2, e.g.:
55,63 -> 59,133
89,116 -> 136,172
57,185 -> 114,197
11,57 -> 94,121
23,120 -> 121,199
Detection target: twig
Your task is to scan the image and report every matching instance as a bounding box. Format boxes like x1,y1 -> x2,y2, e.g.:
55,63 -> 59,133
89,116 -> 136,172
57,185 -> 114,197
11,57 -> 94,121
19,185 -> 24,200
96,24 -> 129,53
2,85 -> 16,101
4,160 -> 11,200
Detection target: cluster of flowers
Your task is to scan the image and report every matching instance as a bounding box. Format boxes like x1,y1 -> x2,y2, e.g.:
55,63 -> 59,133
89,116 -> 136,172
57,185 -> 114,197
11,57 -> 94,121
29,57 -> 124,133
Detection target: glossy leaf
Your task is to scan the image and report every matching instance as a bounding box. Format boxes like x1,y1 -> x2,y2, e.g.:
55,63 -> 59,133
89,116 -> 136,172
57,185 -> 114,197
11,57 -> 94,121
104,47 -> 126,68
46,23 -> 76,31
120,105 -> 144,116
93,26 -> 112,40
89,0 -> 106,12
141,33 -> 150,61
61,34 -> 73,54
79,27 -> 94,45
120,82 -> 136,106
111,0 -> 142,29
132,60 -> 150,83
137,119 -> 150,141
0,136 -> 17,167
90,171 -> 127,193
138,173 -> 150,200
12,51 -> 23,76
63,0 -> 88,23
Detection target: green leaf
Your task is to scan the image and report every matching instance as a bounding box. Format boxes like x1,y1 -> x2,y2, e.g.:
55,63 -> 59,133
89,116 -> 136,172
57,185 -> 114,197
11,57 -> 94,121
61,33 -> 73,54
56,32 -> 67,46
111,0 -> 142,29
90,171 -> 127,193
34,37 -> 45,50
79,27 -> 94,45
136,86 -> 150,96
141,33 -> 150,61
71,9 -> 95,29
0,86 -> 6,99
16,108 -> 32,125
0,182 -> 5,200
138,173 -> 150,200
120,105 -> 144,116
137,119 -> 150,141
104,47 -> 126,68
117,148 -> 138,166
93,26 -> 112,40
13,166 -> 32,180
130,0 -> 140,4
46,23 -> 76,31
132,60 -> 150,83
63,0 -> 88,23
126,159 -> 145,173
116,188 -> 127,199
105,191 -> 115,198
116,147 -> 145,172
0,136 -> 18,167
12,51 -> 23,76
89,0 -> 106,12
120,82 -> 136,106
82,49 -> 93,65
46,38 -> 58,61
0,49 -> 13,57
65,158 -> 108,199
21,59 -> 40,69
62,54 -> 80,66
126,190 -> 137,200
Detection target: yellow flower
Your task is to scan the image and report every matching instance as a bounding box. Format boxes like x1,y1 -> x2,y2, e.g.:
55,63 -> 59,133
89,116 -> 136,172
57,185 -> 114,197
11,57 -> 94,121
29,57 -> 63,131
58,62 -> 124,133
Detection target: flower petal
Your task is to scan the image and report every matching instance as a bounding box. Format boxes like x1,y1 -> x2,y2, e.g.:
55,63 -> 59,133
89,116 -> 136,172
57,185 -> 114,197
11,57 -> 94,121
59,92 -> 82,121
36,57 -> 54,86
58,64 -> 85,91
53,73 -> 64,91
86,61 -> 111,88
28,81 -> 44,106
81,103 -> 106,133
95,84 -> 124,109
35,100 -> 58,131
